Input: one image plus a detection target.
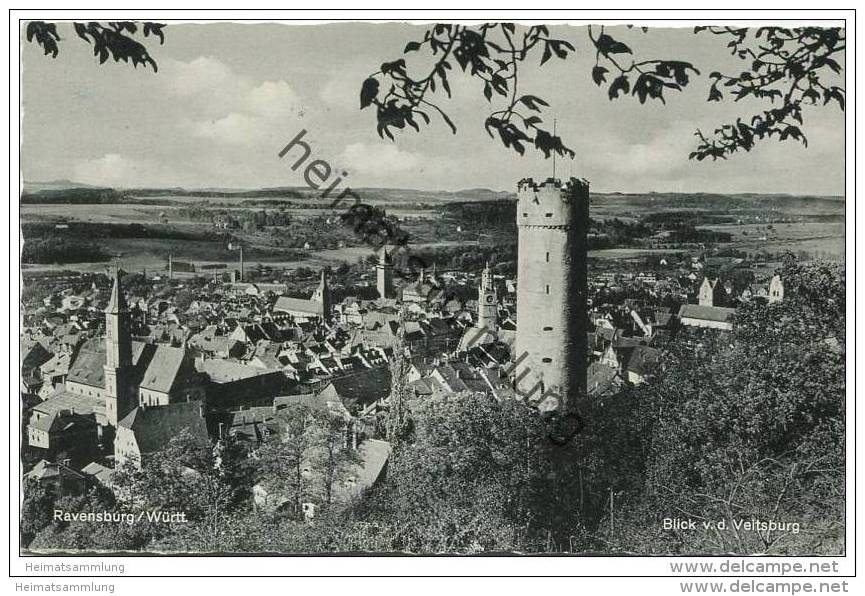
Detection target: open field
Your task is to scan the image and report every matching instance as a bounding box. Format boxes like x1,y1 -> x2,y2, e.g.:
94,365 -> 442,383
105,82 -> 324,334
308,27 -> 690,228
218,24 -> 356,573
20,185 -> 846,274
21,184 -> 512,209
590,192 -> 846,220
588,247 -> 690,259
20,202 -> 436,226
123,187 -> 513,206
20,203 -> 168,224
704,222 -> 845,258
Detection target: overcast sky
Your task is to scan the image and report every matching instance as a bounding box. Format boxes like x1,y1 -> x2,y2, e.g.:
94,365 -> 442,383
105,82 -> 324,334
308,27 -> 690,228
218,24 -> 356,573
21,22 -> 845,194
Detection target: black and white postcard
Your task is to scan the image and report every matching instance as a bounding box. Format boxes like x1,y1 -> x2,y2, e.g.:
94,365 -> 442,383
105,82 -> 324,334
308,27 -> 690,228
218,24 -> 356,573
9,7 -> 857,592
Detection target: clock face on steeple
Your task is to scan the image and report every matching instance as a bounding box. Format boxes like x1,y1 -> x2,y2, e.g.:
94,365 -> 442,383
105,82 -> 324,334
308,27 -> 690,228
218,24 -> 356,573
485,294 -> 495,304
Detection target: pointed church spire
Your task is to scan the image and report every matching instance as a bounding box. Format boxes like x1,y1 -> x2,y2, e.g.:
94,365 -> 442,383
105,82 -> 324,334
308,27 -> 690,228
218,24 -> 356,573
105,267 -> 127,314
312,269 -> 329,301
377,244 -> 392,265
104,265 -> 133,427
312,269 -> 332,319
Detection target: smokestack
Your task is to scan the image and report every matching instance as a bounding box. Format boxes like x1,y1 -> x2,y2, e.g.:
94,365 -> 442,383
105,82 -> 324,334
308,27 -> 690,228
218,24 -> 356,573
168,252 -> 173,280
239,246 -> 244,282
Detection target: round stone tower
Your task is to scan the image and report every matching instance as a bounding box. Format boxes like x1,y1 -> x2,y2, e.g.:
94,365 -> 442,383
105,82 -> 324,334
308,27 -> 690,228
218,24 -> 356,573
514,177 -> 589,412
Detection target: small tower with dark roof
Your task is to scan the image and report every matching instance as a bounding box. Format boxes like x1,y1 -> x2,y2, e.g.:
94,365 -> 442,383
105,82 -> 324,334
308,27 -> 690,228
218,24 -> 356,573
376,246 -> 395,299
104,268 -> 136,427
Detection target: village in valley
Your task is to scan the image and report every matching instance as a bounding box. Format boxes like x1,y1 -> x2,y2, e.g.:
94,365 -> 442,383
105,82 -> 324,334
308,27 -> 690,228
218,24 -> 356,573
21,175 -> 795,526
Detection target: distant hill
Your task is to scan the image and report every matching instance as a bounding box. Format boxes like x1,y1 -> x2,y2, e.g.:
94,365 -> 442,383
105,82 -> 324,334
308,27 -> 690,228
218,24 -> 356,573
588,192 -> 845,218
20,181 -> 843,217
20,182 -> 516,206
22,180 -> 104,193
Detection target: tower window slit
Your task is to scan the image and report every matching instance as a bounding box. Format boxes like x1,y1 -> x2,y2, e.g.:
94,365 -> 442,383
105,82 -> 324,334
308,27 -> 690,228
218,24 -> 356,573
545,252 -> 550,262
543,326 -> 553,331
542,357 -> 553,363
545,284 -> 550,295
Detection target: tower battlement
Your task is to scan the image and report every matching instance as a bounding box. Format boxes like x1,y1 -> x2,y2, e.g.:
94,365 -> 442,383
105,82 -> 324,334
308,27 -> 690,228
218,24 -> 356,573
516,177 -> 590,228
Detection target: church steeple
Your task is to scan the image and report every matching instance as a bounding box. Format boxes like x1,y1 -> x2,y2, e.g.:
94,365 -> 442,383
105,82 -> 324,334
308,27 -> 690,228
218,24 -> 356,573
376,246 -> 394,299
104,268 -> 135,426
106,267 -> 129,316
313,270 -> 328,297
311,269 -> 331,319
477,261 -> 497,331
105,268 -> 132,368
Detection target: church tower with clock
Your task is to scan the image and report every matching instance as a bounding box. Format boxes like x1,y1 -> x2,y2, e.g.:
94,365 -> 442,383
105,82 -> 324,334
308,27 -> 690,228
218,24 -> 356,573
477,262 -> 498,331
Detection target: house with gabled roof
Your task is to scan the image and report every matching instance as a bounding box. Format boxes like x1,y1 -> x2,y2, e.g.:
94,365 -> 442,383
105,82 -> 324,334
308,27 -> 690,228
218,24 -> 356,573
273,271 -> 331,320
623,345 -> 661,385
24,460 -> 87,497
137,345 -> 206,407
196,357 -> 289,410
698,276 -> 727,307
678,304 -> 735,331
81,461 -> 114,487
401,269 -> 442,304
27,407 -> 98,458
115,401 -> 210,468
21,341 -> 53,395
317,367 -> 392,414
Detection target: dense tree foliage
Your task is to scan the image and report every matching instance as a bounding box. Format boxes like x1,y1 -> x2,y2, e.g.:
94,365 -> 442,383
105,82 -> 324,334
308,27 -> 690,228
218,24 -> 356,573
25,21 -> 164,70
255,404 -> 361,521
607,258 -> 845,554
694,27 -> 846,159
364,394 -> 583,552
361,24 -> 844,160
21,237 -> 110,264
20,478 -> 55,547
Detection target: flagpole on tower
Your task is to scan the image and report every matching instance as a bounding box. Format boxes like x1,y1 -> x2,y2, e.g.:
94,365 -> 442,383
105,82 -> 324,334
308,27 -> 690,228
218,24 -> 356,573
552,118 -> 557,181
